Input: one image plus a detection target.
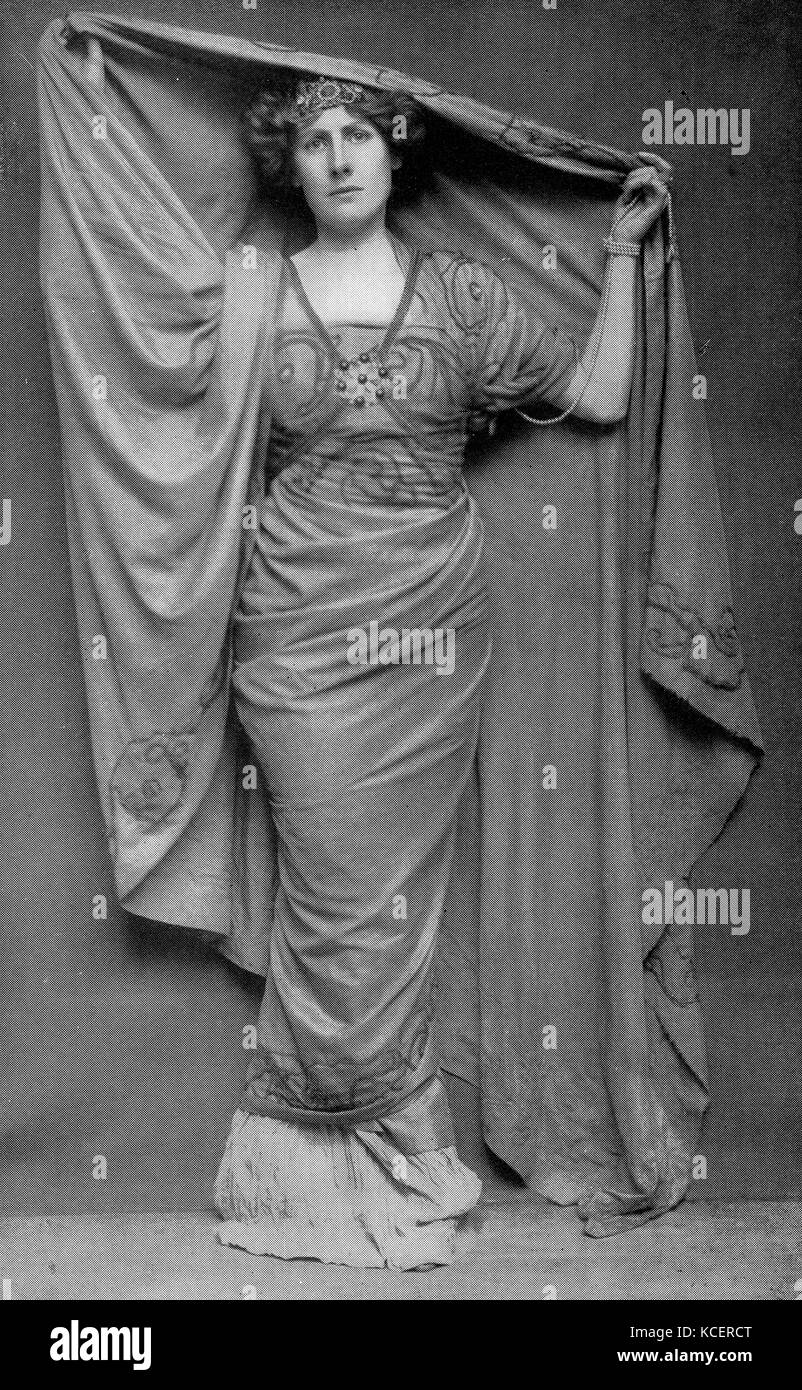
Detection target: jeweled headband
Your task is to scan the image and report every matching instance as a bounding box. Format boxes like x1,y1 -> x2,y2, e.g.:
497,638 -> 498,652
295,76 -> 367,119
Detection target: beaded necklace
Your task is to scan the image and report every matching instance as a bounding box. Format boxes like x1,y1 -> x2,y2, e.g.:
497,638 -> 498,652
285,247 -> 423,408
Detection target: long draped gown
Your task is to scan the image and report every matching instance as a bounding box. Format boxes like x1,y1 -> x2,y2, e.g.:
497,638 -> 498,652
213,239 -> 580,1268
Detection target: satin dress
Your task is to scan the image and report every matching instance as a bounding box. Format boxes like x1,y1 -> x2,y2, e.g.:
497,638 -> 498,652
214,241 -> 578,1268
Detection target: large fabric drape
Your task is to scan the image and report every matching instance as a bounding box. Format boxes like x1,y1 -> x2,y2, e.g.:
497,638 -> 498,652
38,11 -> 763,1236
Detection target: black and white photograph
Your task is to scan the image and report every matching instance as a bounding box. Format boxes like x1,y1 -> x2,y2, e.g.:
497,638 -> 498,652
0,0 -> 799,1340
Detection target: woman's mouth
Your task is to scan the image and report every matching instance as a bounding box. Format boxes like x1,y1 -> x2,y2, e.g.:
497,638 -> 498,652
329,186 -> 362,197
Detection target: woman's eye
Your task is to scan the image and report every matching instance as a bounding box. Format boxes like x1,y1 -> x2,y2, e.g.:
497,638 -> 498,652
348,129 -> 371,142
304,138 -> 323,151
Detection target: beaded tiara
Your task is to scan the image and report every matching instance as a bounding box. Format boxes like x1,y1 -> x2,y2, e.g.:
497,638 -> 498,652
295,76 -> 367,119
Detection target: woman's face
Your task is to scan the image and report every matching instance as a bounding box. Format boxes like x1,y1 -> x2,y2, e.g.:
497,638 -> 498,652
290,104 -> 399,236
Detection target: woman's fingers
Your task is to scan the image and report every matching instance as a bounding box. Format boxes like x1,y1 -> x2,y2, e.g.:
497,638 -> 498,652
622,173 -> 653,198
83,36 -> 105,95
623,166 -> 660,192
616,159 -> 671,233
618,153 -> 673,228
622,166 -> 670,204
636,150 -> 674,179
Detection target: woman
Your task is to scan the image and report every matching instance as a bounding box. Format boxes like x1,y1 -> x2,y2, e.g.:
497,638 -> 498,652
212,74 -> 671,1269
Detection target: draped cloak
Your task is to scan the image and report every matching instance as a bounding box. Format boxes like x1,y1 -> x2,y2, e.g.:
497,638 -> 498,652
37,11 -> 764,1236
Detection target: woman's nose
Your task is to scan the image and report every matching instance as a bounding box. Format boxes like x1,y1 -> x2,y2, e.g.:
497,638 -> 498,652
328,137 -> 351,176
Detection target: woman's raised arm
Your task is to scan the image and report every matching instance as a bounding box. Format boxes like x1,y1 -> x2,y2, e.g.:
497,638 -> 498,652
554,153 -> 673,424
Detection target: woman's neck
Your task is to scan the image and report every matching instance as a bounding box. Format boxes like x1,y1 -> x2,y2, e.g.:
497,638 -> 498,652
288,218 -> 408,328
300,219 -> 400,273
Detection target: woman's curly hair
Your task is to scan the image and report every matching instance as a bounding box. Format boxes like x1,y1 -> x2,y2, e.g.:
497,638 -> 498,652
241,78 -> 430,206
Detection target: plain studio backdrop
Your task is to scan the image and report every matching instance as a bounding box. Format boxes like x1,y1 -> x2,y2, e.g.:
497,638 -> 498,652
0,0 -> 799,1216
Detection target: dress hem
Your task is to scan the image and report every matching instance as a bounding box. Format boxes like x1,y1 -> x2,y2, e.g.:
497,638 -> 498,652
213,1107 -> 482,1270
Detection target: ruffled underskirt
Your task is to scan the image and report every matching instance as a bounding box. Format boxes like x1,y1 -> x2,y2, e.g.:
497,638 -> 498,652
214,1108 -> 482,1270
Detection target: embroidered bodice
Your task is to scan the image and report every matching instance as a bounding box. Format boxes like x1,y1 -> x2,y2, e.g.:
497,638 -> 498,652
263,246 -> 578,510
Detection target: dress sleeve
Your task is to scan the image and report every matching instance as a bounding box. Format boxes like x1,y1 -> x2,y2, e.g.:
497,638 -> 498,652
467,261 -> 579,413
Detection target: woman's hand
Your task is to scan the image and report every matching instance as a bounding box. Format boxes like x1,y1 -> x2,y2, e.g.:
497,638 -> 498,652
610,152 -> 673,243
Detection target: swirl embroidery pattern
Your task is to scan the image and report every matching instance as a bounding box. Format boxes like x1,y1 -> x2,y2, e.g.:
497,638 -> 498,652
643,581 -> 744,690
243,1007 -> 432,1115
111,733 -> 195,829
263,250 -> 577,513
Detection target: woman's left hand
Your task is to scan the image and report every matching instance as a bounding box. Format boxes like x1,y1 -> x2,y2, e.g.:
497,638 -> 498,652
611,152 -> 673,243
